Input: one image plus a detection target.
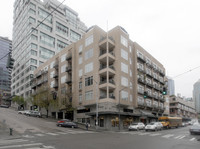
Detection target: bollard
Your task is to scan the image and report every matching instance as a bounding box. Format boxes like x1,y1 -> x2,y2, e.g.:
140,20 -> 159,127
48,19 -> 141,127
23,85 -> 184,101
9,128 -> 13,136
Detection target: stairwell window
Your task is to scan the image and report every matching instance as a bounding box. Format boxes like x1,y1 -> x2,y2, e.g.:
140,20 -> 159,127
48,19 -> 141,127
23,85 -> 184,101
85,90 -> 93,100
85,35 -> 93,47
121,35 -> 128,47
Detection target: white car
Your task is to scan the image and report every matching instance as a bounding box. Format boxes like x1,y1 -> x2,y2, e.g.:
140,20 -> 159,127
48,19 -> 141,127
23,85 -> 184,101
18,110 -> 30,114
128,122 -> 145,131
145,122 -> 163,131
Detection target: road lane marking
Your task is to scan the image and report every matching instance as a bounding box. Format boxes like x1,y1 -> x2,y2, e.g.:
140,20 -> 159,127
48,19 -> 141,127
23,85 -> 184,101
26,145 -> 55,149
0,139 -> 28,145
46,132 -> 58,136
174,135 -> 182,139
162,134 -> 174,138
35,133 -> 45,136
0,143 -> 43,149
149,133 -> 161,136
178,135 -> 185,139
22,135 -> 35,138
138,132 -> 150,136
190,138 -> 196,141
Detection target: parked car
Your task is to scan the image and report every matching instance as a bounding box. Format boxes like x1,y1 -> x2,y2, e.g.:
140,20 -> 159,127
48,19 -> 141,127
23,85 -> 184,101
26,110 -> 41,117
58,121 -> 78,128
145,122 -> 163,131
18,110 -> 26,114
0,104 -> 9,108
189,123 -> 200,135
128,122 -> 145,131
56,119 -> 71,126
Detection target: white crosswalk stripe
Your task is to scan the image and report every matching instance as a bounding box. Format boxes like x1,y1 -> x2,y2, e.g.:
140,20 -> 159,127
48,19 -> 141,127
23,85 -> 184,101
0,143 -> 43,149
149,133 -> 161,136
190,138 -> 196,141
35,133 -> 46,136
162,134 -> 174,138
46,132 -> 58,136
0,139 -> 28,145
178,135 -> 185,140
138,132 -> 150,136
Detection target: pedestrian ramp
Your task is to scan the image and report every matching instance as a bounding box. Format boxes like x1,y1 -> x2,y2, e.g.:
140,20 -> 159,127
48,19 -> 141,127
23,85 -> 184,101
0,138 -> 55,149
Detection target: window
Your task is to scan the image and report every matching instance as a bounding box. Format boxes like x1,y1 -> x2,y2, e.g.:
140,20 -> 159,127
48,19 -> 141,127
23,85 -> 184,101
137,63 -> 144,70
79,82 -> 82,90
79,57 -> 82,64
130,82 -> 132,89
29,17 -> 36,24
121,35 -> 128,47
129,46 -> 132,53
85,76 -> 93,86
121,76 -> 128,87
130,71 -> 132,77
31,50 -> 37,56
31,43 -> 37,49
79,45 -> 83,53
38,8 -> 52,23
121,49 -> 128,60
61,54 -> 66,62
70,30 -> 81,41
121,90 -> 128,100
30,58 -> 37,65
85,48 -> 93,60
85,35 -> 93,47
146,99 -> 152,107
39,46 -> 55,59
85,62 -> 93,73
50,61 -> 55,69
56,22 -> 68,36
50,71 -> 54,78
40,32 -> 55,47
79,94 -> 82,102
38,21 -> 52,32
79,69 -> 83,77
85,90 -> 93,100
138,97 -> 144,104
61,76 -> 66,84
57,40 -> 68,51
130,59 -> 132,65
29,8 -> 36,15
61,64 -> 66,73
50,81 -> 55,88
30,2 -> 36,9
121,62 -> 128,74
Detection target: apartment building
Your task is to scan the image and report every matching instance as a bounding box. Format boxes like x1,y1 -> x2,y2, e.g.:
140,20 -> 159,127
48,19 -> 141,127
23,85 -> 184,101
193,80 -> 200,114
32,25 -> 166,130
11,0 -> 87,98
169,95 -> 196,120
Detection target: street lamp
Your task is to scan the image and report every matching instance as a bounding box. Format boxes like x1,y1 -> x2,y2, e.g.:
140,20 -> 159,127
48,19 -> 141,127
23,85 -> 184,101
84,75 -> 98,131
118,85 -> 132,131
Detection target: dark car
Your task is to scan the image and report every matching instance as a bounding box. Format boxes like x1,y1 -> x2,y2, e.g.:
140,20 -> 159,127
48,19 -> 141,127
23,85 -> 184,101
60,122 -> 78,128
56,119 -> 71,126
189,123 -> 200,135
0,105 -> 9,108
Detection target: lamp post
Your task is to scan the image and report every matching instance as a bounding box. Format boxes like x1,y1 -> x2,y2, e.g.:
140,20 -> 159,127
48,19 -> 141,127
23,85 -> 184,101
118,85 -> 131,131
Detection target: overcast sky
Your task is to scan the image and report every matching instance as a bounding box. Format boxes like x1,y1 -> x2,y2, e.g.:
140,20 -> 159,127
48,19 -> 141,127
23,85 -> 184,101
0,0 -> 200,97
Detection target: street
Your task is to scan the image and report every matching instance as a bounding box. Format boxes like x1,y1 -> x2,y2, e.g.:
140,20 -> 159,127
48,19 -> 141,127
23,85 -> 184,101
0,108 -> 200,149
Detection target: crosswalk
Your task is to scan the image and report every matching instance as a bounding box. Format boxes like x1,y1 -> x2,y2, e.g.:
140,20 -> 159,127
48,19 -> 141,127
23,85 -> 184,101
118,131 -> 198,142
0,130 -> 95,149
0,138 -> 55,149
22,130 -> 96,139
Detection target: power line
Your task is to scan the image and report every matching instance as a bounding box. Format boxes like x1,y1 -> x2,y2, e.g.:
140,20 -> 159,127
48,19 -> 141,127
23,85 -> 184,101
13,0 -> 66,51
173,65 -> 200,78
0,52 -> 10,61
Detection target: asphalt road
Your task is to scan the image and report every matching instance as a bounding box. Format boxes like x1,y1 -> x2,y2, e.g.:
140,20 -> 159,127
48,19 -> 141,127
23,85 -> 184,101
0,108 -> 200,149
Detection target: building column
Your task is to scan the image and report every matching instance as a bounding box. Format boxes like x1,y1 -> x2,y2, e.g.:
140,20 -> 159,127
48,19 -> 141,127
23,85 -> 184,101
56,112 -> 58,119
63,112 -> 65,119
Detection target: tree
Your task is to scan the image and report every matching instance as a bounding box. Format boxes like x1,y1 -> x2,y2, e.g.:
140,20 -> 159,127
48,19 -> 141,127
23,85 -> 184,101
33,86 -> 58,118
12,96 -> 26,110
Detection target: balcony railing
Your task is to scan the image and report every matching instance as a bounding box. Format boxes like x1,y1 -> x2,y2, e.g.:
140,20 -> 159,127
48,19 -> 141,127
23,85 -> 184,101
66,66 -> 72,72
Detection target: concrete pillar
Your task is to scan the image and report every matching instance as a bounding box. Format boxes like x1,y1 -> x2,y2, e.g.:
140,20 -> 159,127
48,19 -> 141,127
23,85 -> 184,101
63,112 -> 65,119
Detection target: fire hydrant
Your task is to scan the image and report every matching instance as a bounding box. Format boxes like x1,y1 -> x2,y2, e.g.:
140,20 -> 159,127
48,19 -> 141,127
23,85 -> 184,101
9,128 -> 13,135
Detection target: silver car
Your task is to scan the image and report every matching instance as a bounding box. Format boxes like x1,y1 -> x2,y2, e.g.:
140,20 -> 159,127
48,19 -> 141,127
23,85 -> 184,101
145,122 -> 163,131
128,122 -> 145,131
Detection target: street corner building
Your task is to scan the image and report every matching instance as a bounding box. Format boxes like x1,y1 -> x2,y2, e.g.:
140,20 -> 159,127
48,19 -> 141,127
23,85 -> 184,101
31,25 -> 167,130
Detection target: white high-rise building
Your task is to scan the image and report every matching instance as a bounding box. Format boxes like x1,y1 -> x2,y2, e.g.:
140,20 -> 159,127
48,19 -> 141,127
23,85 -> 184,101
193,79 -> 200,113
12,0 -> 87,98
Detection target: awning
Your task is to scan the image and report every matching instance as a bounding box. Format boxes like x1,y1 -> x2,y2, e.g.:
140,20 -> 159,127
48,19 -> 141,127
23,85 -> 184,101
86,111 -> 140,117
140,110 -> 156,118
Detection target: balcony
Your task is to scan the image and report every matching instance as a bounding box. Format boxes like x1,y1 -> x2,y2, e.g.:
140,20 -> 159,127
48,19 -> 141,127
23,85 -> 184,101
138,89 -> 144,95
137,67 -> 145,73
137,55 -> 146,63
66,66 -> 72,72
65,78 -> 72,85
53,73 -> 58,78
53,83 -> 58,88
36,71 -> 42,78
146,82 -> 153,88
31,82 -> 37,89
66,54 -> 72,61
53,63 -> 59,69
138,78 -> 145,85
99,36 -> 115,49
37,80 -> 43,86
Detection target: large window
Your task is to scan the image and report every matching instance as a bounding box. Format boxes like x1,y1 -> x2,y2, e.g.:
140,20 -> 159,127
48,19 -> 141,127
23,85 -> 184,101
70,30 -> 81,41
121,90 -> 128,100
121,76 -> 128,87
39,46 -> 55,59
61,64 -> 66,73
85,35 -> 93,47
79,45 -> 83,53
61,54 -> 66,62
85,90 -> 93,100
121,49 -> 128,60
79,57 -> 82,64
40,32 -> 55,47
85,48 -> 93,60
38,8 -> 52,23
121,35 -> 128,47
38,21 -> 52,32
85,76 -> 93,86
61,76 -> 66,84
57,40 -> 68,51
121,62 -> 128,74
79,69 -> 83,77
85,62 -> 93,73
79,94 -> 82,102
56,22 -> 68,36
